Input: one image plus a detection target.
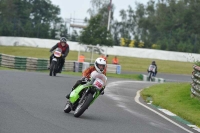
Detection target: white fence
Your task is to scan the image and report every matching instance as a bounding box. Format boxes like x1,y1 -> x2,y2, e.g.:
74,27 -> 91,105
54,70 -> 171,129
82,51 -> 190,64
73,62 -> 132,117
1,36 -> 200,62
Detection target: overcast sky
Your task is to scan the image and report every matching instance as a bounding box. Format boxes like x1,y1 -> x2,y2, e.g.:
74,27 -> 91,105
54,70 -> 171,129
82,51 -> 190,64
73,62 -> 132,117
50,0 -> 150,21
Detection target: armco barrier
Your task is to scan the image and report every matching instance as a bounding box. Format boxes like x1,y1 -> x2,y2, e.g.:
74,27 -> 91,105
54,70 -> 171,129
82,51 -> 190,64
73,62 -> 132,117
191,65 -> 200,99
0,53 -> 121,74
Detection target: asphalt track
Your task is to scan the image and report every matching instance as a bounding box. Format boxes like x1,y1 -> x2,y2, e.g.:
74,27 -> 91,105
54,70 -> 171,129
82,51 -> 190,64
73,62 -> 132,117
0,70 -> 197,133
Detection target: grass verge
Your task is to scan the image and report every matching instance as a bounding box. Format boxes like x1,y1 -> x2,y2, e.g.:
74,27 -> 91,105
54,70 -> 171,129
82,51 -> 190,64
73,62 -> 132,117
0,45 -> 194,75
141,82 -> 200,127
0,67 -> 141,80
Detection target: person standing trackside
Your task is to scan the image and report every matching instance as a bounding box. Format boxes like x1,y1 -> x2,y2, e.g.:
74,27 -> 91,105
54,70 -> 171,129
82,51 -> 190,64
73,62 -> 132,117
78,54 -> 85,63
112,56 -> 119,65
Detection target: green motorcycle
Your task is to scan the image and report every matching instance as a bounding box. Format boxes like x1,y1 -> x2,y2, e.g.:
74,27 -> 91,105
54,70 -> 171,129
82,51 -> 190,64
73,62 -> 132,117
64,71 -> 107,117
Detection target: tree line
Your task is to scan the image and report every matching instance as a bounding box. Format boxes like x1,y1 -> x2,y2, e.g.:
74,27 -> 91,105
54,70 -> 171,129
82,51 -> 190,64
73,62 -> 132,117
113,0 -> 200,53
0,0 -> 200,53
0,0 -> 68,39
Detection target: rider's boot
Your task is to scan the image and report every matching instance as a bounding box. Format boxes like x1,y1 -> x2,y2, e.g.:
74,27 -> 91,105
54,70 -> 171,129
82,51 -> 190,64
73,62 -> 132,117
66,93 -> 70,99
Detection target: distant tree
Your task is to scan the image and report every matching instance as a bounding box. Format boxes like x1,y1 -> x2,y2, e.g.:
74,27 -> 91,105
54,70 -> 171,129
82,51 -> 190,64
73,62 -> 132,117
0,0 -> 62,39
80,14 -> 113,46
71,30 -> 79,42
112,0 -> 200,53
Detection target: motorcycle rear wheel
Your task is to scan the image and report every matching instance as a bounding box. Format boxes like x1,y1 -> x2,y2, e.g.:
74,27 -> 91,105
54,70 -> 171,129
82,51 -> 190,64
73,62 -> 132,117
74,93 -> 93,118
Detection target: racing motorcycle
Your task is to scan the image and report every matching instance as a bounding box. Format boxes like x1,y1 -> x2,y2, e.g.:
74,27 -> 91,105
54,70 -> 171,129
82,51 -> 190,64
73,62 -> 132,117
64,71 -> 107,117
49,48 -> 63,76
147,65 -> 156,81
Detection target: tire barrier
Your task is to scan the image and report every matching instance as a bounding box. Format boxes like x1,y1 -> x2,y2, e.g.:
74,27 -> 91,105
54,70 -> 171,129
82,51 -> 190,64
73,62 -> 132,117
0,53 -> 74,71
140,74 -> 165,83
0,53 -> 121,74
191,65 -> 200,99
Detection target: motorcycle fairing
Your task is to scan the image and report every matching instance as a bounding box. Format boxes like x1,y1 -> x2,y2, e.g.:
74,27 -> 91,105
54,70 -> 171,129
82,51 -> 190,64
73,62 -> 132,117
69,84 -> 90,104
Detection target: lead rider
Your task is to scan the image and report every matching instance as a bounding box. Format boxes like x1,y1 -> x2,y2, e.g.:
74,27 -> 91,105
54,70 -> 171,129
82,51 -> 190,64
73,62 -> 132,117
66,57 -> 107,99
48,37 -> 70,73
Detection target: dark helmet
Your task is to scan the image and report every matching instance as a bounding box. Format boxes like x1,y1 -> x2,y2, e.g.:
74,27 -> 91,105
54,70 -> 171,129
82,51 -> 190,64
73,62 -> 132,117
60,37 -> 67,43
152,61 -> 156,65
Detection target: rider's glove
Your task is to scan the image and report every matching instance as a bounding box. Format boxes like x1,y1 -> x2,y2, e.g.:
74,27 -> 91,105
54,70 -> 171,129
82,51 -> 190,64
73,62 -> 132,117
81,77 -> 88,82
81,76 -> 86,80
62,54 -> 66,59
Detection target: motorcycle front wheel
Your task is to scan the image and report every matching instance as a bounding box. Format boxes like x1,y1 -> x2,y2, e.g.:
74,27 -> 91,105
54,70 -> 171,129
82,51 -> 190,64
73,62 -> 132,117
49,61 -> 56,76
74,93 -> 93,118
148,72 -> 152,81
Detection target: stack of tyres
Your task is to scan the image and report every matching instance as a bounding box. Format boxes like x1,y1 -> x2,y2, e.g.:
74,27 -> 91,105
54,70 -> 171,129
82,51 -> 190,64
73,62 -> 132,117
37,59 -> 48,71
14,57 -> 27,70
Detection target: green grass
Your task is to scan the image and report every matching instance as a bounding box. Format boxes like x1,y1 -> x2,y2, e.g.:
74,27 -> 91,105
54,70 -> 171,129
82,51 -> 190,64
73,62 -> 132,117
0,66 -> 14,70
0,45 -> 194,75
141,82 -> 200,127
0,67 -> 141,80
106,73 -> 142,80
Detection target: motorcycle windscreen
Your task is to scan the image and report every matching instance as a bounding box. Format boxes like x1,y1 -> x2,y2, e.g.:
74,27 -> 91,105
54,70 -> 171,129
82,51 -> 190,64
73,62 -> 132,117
90,71 -> 107,87
54,48 -> 62,57
148,65 -> 156,72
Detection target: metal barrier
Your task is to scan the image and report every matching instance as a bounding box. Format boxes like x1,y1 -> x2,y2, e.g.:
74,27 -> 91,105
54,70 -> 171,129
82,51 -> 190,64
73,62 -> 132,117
0,53 -> 74,71
191,65 -> 200,99
0,53 -> 121,74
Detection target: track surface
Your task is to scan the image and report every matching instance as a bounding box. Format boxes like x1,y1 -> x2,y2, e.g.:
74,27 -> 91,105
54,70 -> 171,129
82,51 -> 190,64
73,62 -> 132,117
0,70 -> 196,133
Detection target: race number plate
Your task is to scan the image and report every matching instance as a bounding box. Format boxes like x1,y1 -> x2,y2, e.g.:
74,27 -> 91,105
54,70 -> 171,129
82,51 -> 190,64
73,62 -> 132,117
149,65 -> 155,71
93,78 -> 104,89
54,51 -> 61,57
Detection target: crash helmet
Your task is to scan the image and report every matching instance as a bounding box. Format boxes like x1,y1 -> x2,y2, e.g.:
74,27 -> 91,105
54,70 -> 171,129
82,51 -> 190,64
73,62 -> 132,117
94,58 -> 106,73
60,37 -> 67,43
152,61 -> 156,65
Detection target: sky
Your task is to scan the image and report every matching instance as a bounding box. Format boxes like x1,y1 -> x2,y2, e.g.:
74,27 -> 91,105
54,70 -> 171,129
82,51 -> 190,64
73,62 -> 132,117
50,0 -> 150,21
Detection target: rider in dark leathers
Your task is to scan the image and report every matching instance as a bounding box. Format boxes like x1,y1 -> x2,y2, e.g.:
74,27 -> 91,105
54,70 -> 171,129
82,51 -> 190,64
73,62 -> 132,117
49,37 -> 69,73
147,61 -> 158,76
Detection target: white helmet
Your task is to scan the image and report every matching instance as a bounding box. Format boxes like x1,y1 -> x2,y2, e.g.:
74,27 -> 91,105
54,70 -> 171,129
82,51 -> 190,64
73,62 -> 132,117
94,58 -> 106,73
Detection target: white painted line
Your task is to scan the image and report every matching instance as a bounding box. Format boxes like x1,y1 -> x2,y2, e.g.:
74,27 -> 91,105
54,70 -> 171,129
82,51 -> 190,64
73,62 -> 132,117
147,101 -> 153,104
107,81 -> 198,133
135,90 -> 194,133
188,125 -> 200,132
158,109 -> 177,116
